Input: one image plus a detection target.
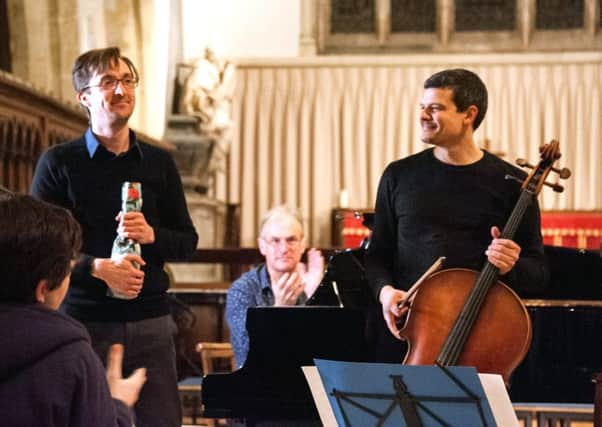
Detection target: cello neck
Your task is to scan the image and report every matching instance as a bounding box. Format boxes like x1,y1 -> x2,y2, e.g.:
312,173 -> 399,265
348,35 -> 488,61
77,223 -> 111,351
500,176 -> 539,240
436,187 -> 536,366
433,140 -> 567,369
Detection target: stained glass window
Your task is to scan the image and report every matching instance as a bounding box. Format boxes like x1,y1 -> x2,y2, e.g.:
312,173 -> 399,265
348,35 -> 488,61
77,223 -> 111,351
536,0 -> 584,30
455,0 -> 515,31
391,0 -> 436,33
330,0 -> 375,33
321,0 -> 596,53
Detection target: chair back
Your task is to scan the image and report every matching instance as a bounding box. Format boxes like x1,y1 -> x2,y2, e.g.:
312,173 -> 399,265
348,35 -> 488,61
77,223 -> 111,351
593,372 -> 602,427
196,342 -> 236,374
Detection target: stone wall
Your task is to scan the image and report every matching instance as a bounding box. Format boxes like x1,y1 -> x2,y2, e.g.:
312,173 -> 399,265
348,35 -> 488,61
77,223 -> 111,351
5,0 -> 171,141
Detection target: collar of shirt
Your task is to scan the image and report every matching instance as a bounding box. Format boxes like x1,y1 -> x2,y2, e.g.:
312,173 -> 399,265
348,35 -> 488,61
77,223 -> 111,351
258,264 -> 272,291
84,128 -> 143,161
258,264 -> 274,305
257,264 -> 273,297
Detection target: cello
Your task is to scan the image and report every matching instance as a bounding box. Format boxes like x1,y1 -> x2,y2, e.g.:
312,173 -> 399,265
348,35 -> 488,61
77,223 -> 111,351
398,140 -> 571,384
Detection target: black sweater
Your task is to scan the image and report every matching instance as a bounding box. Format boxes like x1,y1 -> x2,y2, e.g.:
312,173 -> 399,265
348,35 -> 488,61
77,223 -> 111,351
366,148 -> 548,299
31,130 -> 198,321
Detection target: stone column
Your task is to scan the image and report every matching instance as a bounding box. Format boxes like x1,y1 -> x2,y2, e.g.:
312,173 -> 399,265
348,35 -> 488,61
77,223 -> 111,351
299,0 -> 317,56
375,0 -> 391,46
518,0 -> 534,49
7,0 -> 81,102
437,0 -> 453,47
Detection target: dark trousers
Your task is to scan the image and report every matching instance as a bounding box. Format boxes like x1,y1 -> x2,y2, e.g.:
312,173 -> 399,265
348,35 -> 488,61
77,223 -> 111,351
83,315 -> 181,427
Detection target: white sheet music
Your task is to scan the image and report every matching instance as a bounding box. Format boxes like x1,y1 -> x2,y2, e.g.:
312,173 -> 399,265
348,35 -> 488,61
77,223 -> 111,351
302,366 -> 338,426
479,374 -> 519,427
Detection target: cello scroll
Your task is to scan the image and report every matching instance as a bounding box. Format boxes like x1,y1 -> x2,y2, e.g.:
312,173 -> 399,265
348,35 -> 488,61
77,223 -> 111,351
507,140 -> 572,194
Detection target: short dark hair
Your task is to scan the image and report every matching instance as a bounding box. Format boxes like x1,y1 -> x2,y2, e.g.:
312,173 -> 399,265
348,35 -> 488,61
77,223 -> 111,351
0,194 -> 81,303
72,46 -> 139,93
424,68 -> 488,131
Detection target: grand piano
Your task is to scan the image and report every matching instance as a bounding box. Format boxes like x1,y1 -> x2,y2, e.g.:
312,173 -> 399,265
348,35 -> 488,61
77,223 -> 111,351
201,306 -> 371,424
201,245 -> 602,424
201,248 -> 375,424
510,245 -> 602,403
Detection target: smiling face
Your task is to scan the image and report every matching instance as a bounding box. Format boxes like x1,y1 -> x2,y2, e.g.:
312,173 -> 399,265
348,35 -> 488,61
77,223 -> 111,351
76,58 -> 136,129
419,87 -> 477,148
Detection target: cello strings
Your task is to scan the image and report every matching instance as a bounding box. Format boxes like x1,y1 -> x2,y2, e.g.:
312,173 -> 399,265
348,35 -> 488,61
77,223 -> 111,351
438,191 -> 534,365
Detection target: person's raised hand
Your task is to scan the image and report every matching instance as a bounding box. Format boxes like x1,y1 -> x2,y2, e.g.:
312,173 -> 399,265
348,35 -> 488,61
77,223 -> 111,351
272,272 -> 305,306
106,344 -> 147,408
299,248 -> 325,298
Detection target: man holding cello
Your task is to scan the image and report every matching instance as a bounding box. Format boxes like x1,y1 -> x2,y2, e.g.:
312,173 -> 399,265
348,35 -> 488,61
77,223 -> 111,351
366,68 -> 549,366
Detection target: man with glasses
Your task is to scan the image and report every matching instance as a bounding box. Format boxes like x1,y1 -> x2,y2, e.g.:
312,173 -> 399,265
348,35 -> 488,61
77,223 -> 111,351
31,47 -> 198,427
226,205 -> 325,367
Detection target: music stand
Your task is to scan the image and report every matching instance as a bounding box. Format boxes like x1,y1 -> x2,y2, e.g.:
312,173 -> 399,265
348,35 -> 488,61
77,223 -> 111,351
305,248 -> 375,309
308,360 -> 499,427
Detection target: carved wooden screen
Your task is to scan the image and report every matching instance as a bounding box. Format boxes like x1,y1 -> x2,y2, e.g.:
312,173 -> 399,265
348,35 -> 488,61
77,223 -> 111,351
0,72 -> 87,193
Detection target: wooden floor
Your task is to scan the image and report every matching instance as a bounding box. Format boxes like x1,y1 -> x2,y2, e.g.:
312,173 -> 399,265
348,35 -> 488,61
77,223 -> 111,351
519,423 -> 591,427
183,420 -> 594,427
182,399 -> 596,426
514,403 -> 594,427
183,412 -> 595,427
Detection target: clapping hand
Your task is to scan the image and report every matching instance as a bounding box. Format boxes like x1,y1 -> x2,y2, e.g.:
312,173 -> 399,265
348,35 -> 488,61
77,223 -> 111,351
272,271 -> 305,306
298,248 -> 325,298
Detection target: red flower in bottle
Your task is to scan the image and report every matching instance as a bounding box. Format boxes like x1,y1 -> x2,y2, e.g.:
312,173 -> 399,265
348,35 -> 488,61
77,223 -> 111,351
128,187 -> 140,200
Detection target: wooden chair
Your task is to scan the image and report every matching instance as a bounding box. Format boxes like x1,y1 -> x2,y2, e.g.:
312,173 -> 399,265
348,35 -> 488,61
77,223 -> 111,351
594,373 -> 602,427
179,342 -> 235,426
185,342 -> 235,427
196,342 -> 236,374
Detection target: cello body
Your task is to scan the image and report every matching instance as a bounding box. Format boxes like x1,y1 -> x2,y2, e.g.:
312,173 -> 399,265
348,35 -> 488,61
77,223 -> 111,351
396,141 -> 568,383
400,268 -> 532,384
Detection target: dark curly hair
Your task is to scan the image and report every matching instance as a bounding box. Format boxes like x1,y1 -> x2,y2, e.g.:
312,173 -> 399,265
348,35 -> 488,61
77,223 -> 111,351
424,68 -> 488,131
0,194 -> 81,303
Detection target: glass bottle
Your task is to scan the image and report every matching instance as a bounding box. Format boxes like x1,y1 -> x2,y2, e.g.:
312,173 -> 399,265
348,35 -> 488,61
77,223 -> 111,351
108,182 -> 142,299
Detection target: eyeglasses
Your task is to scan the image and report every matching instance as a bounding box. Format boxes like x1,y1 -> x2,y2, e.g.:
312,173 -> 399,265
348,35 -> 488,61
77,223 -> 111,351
262,236 -> 302,249
81,76 -> 139,92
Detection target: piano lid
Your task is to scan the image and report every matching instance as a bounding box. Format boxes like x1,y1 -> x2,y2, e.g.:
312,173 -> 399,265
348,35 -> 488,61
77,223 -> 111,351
201,306 -> 370,420
537,245 -> 602,300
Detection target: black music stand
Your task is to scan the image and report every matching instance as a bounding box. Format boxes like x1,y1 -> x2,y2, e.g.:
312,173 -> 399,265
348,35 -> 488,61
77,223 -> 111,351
310,360 -> 498,427
305,248 -> 374,309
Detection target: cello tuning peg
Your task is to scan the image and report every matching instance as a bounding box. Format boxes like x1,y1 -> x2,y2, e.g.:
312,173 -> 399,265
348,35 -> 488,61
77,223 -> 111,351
515,158 -> 534,169
544,181 -> 564,193
552,166 -> 571,180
